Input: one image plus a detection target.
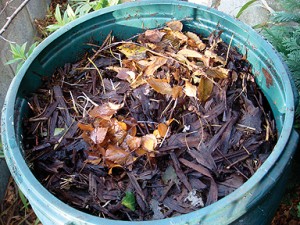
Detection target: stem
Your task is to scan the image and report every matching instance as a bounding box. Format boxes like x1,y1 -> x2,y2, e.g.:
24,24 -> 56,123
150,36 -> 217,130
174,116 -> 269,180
0,0 -> 31,35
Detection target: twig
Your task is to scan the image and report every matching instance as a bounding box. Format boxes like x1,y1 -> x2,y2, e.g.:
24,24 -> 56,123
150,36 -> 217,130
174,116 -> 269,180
0,0 -> 31,35
87,57 -> 106,94
225,34 -> 234,65
0,0 -> 15,16
0,34 -> 15,43
260,0 -> 275,13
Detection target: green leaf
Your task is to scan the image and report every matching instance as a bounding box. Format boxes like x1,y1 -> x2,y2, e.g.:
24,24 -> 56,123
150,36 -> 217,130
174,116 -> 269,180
66,5 -> 77,20
5,58 -> 22,65
297,202 -> 300,218
34,218 -> 40,225
27,42 -> 38,57
16,62 -> 24,73
121,191 -> 136,211
236,0 -> 257,18
18,189 -> 29,211
54,4 -> 63,24
0,141 -> 4,158
108,0 -> 119,6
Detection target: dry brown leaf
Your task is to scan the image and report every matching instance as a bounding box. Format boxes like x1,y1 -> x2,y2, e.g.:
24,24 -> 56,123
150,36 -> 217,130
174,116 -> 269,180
141,134 -> 157,152
158,123 -> 168,137
144,29 -> 165,43
105,145 -> 130,165
186,31 -> 206,50
126,135 -> 142,150
136,59 -> 153,71
144,56 -> 168,76
166,20 -> 183,31
89,102 -> 123,120
205,67 -> 229,79
147,78 -> 173,95
113,68 -> 135,82
177,48 -> 205,60
118,43 -> 148,60
184,80 -> 197,98
78,122 -> 94,131
90,127 -> 108,144
85,158 -> 102,165
197,77 -> 214,102
205,50 -> 226,65
172,85 -> 184,99
108,118 -> 127,144
106,160 -> 124,175
130,72 -> 146,89
161,29 -> 187,49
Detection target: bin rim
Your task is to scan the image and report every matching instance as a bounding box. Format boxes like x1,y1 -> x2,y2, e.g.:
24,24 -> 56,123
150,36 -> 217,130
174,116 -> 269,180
1,1 -> 296,224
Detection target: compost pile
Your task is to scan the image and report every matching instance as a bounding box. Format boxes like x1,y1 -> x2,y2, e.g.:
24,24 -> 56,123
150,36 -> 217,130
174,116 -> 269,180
23,21 -> 277,220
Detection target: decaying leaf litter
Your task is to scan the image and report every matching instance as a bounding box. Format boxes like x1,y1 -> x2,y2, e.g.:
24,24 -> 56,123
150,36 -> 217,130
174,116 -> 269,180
23,21 -> 277,220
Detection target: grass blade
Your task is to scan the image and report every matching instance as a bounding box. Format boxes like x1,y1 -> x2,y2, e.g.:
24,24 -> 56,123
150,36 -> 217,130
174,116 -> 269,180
236,0 -> 258,18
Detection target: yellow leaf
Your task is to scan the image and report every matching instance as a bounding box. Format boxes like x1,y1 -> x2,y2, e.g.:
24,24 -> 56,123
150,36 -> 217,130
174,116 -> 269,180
184,80 -> 197,98
197,77 -> 214,102
158,123 -> 168,137
153,129 -> 161,138
166,20 -> 183,31
147,78 -> 173,95
118,43 -> 148,60
141,134 -> 157,152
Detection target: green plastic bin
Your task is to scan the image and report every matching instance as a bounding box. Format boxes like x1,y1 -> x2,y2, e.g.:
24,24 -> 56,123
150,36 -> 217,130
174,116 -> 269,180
1,1 -> 299,224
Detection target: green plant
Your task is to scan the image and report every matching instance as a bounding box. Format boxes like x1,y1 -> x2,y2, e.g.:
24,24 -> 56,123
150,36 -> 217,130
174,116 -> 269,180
0,141 -> 3,158
46,4 -> 77,33
262,0 -> 300,123
69,0 -> 119,16
236,0 -> 258,18
6,42 -> 38,73
18,189 -> 30,211
297,201 -> 300,218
